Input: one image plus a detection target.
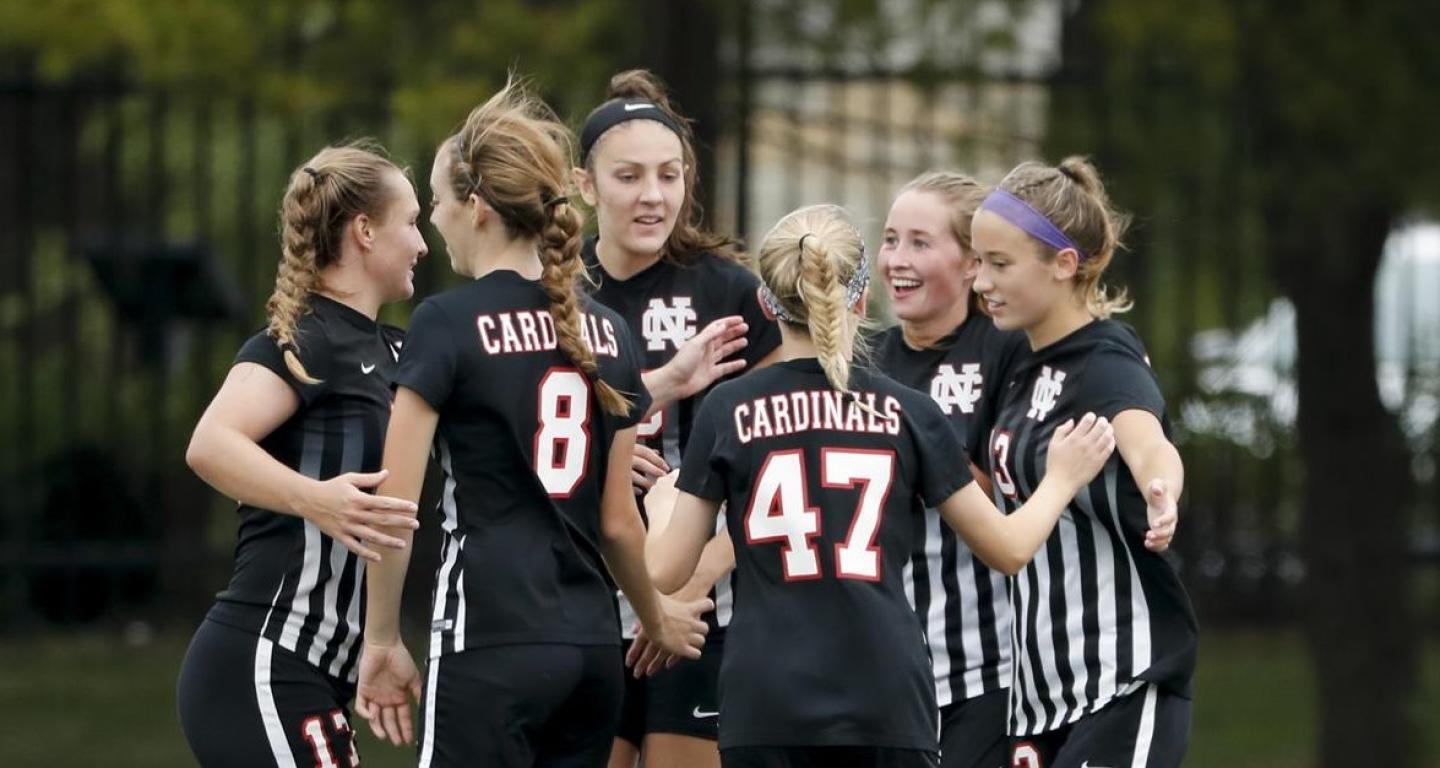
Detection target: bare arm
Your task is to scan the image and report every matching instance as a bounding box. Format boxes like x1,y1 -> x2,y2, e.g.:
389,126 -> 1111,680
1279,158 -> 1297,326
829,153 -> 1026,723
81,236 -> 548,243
644,471 -> 735,600
938,414 -> 1115,575
1113,409 -> 1183,551
600,427 -> 711,663
363,387 -> 437,646
648,487 -> 722,594
185,362 -> 417,560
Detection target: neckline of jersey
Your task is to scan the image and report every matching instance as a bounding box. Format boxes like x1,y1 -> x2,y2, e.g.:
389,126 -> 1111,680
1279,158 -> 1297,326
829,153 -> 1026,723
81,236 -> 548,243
584,237 -> 670,287
311,293 -> 378,332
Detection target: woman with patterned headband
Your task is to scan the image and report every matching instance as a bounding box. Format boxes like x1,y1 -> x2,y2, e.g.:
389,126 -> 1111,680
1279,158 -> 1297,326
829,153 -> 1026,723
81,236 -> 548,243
971,156 -> 1196,768
646,203 -> 1117,768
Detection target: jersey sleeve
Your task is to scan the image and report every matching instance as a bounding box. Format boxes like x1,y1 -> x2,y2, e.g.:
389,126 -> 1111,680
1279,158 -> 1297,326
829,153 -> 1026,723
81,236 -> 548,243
676,392 -> 728,501
1082,345 -> 1166,423
727,264 -> 782,366
234,324 -> 332,407
909,392 -> 975,507
393,299 -> 459,411
608,320 -> 653,430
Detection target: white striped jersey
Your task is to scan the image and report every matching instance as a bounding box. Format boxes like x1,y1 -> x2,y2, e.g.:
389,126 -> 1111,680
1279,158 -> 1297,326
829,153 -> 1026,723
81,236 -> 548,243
393,271 -> 651,659
208,294 -> 404,684
873,316 -> 1027,707
988,319 -> 1198,736
583,238 -> 780,636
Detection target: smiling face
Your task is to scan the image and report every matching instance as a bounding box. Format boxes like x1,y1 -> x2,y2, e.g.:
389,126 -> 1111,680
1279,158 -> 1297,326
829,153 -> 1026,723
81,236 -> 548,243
878,189 -> 977,330
971,209 -> 1076,332
361,168 -> 427,301
576,119 -> 684,261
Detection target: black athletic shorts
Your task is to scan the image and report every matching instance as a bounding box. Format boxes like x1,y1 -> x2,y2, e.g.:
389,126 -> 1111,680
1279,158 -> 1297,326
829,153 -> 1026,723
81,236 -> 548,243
177,618 -> 360,768
616,629 -> 725,745
1009,684 -> 1191,768
940,688 -> 1008,768
417,643 -> 624,767
722,746 -> 940,768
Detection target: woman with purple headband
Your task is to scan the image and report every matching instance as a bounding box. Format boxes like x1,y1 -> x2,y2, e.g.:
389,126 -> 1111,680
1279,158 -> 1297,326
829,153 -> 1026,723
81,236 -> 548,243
645,202 -> 1118,768
971,156 -> 1196,768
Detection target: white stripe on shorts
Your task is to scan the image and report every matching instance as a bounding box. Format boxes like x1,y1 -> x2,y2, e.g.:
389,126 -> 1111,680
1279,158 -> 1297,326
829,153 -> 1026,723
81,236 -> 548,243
254,637 -> 298,768
1130,684 -> 1159,768
418,657 -> 442,768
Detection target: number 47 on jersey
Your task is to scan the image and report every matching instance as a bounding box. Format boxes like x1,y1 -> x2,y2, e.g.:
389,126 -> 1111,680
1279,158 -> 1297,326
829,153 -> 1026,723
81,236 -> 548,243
745,448 -> 894,582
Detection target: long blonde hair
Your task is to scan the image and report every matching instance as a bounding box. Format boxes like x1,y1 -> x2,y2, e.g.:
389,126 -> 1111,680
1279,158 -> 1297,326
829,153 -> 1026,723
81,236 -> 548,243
996,156 -> 1133,318
446,79 -> 630,416
756,204 -> 870,394
268,141 -> 402,384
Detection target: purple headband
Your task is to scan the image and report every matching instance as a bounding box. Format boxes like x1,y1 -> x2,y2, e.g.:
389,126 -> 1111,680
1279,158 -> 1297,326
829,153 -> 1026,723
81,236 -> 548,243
978,189 -> 1087,261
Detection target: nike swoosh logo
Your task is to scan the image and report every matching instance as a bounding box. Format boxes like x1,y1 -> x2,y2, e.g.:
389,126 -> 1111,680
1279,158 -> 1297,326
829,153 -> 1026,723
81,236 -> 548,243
624,102 -> 655,111
361,363 -> 376,374
691,706 -> 718,718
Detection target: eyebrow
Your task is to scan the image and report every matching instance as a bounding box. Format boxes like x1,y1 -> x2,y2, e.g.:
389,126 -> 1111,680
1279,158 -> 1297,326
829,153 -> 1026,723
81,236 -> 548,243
609,157 -> 684,168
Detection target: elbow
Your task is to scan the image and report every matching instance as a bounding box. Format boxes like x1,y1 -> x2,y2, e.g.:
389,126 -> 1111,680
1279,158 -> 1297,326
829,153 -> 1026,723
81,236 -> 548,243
650,559 -> 683,595
986,545 -> 1033,577
184,430 -> 213,478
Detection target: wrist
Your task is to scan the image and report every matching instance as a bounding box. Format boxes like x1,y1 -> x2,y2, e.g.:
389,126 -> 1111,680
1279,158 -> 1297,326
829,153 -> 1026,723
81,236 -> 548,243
288,478 -> 322,520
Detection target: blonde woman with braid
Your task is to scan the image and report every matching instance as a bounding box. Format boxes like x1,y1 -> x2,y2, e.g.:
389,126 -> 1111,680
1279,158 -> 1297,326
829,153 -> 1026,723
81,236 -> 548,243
644,204 -> 1117,768
353,80 -> 710,767
178,142 -> 428,767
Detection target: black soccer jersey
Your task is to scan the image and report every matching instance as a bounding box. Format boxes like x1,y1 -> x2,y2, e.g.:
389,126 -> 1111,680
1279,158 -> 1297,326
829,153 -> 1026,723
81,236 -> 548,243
207,294 -> 404,684
987,319 -> 1198,736
677,359 -> 972,752
584,238 -> 781,634
874,316 -> 1027,708
393,269 -> 651,660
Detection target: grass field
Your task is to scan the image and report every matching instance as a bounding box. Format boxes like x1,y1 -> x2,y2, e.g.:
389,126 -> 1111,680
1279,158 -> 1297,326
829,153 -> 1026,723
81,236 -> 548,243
0,628 -> 1435,767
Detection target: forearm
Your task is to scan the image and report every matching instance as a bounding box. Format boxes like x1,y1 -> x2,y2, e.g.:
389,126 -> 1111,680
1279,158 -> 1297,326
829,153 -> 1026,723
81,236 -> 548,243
641,366 -> 683,418
363,528 -> 414,646
944,477 -> 1076,576
1128,441 -> 1184,503
601,518 -> 665,631
673,531 -> 733,599
365,388 -> 435,646
187,427 -> 318,519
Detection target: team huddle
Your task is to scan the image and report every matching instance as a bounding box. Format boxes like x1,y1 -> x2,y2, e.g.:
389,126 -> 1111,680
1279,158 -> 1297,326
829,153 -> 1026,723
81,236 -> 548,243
176,69 -> 1198,768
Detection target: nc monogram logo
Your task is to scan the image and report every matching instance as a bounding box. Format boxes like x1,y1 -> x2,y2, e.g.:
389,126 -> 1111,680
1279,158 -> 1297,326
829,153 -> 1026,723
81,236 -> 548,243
1027,365 -> 1066,421
930,363 -> 983,415
642,297 -> 697,351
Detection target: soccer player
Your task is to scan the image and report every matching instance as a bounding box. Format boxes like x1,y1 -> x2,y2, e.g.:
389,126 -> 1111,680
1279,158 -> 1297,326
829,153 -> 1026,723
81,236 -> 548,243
574,69 -> 781,768
647,203 -> 1117,768
971,157 -> 1196,768
177,142 -> 428,767
353,79 -> 710,768
873,171 -> 1028,768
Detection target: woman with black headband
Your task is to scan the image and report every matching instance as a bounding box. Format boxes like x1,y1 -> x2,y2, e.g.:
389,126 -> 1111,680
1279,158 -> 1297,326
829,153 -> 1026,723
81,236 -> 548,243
572,69 -> 781,768
646,203 -> 1118,768
353,79 -> 710,767
971,157 -> 1195,768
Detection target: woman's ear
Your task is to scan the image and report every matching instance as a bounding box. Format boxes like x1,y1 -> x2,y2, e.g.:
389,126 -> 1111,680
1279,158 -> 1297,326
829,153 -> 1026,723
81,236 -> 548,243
573,167 -> 598,207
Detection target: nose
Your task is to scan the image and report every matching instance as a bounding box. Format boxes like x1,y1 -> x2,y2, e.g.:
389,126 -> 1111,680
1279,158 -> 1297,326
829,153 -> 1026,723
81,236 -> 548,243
638,174 -> 664,205
973,262 -> 993,294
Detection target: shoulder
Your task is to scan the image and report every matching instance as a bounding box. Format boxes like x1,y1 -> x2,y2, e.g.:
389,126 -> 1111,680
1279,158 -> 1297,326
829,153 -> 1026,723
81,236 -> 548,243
690,250 -> 758,284
870,325 -> 906,358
